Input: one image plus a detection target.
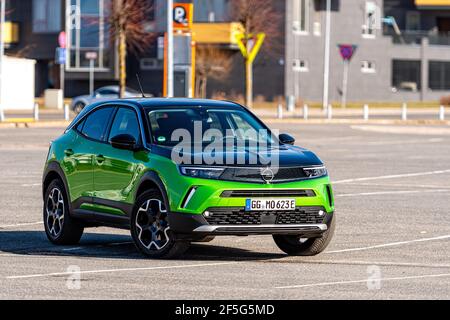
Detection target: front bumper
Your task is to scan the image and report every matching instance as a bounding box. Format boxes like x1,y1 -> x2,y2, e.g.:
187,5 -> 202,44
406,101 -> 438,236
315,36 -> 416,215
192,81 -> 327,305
192,223 -> 328,236
168,209 -> 334,240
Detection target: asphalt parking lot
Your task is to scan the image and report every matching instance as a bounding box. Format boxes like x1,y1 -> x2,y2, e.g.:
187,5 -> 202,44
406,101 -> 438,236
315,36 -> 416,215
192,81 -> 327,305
0,123 -> 449,300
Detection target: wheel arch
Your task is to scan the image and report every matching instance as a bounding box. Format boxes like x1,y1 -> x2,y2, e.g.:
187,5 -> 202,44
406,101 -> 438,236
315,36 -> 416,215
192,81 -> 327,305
135,171 -> 170,210
42,162 -> 71,203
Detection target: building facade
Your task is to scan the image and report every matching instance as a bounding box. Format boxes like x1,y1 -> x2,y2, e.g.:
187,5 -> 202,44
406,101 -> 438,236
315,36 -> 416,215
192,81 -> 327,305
5,0 -> 285,100
285,0 -> 450,103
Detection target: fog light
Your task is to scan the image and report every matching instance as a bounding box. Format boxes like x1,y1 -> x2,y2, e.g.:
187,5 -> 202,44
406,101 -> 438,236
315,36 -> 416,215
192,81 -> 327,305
318,210 -> 325,217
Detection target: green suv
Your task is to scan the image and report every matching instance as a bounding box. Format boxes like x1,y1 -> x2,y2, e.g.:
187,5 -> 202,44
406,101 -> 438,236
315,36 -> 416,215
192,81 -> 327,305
43,98 -> 335,258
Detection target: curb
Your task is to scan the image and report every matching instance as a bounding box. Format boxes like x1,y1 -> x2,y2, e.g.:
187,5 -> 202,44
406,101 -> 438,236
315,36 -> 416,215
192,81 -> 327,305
1,119 -> 449,129
262,118 -> 450,126
0,121 -> 70,129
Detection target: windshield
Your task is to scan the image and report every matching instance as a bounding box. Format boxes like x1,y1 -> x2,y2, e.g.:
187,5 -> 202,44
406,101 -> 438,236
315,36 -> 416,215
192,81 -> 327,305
147,108 -> 277,148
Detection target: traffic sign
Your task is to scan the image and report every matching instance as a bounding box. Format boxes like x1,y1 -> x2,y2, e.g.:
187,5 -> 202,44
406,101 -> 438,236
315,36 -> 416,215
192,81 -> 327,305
55,47 -> 66,65
338,44 -> 357,61
236,33 -> 266,64
173,3 -> 193,30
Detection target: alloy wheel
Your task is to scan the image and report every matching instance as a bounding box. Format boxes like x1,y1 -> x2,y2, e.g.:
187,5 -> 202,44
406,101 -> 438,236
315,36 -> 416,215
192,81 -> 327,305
45,188 -> 65,238
135,199 -> 170,251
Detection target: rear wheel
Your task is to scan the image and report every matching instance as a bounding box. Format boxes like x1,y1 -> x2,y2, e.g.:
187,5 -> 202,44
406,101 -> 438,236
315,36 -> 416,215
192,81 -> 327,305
43,179 -> 84,245
273,217 -> 335,256
131,190 -> 190,259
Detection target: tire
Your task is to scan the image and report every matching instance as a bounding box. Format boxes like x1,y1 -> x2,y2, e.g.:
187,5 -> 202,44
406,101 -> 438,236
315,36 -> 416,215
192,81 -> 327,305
131,190 -> 190,259
73,102 -> 85,114
43,179 -> 84,245
273,217 -> 335,256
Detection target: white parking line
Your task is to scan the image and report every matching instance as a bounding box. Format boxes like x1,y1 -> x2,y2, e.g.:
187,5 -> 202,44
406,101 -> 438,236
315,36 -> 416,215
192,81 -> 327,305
275,273 -> 450,289
343,182 -> 450,189
6,262 -> 238,280
325,235 -> 450,254
21,183 -> 41,187
336,189 -> 450,198
364,138 -> 444,146
0,222 -> 42,228
333,169 -> 450,184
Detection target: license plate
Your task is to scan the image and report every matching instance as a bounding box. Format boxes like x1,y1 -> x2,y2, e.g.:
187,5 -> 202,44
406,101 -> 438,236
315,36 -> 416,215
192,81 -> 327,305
245,199 -> 296,211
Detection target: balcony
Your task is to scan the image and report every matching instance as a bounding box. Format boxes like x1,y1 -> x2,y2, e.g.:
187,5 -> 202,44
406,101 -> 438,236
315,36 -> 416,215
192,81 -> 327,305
385,30 -> 450,46
415,0 -> 450,8
192,22 -> 244,47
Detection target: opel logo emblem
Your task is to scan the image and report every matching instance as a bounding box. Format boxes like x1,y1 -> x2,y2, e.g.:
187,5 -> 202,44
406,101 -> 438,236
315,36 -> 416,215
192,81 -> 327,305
261,168 -> 275,184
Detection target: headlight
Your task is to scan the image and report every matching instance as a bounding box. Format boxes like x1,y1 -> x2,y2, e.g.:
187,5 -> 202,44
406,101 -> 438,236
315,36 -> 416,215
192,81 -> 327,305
179,167 -> 224,180
303,166 -> 328,178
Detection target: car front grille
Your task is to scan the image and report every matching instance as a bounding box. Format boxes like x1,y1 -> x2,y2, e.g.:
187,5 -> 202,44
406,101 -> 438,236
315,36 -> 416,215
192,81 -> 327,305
204,207 -> 326,225
219,167 -> 307,184
220,189 -> 316,198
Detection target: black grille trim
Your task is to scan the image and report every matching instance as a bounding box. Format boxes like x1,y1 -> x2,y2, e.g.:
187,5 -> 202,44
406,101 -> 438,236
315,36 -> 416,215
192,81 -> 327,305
220,189 -> 316,198
204,207 -> 326,226
219,167 -> 308,184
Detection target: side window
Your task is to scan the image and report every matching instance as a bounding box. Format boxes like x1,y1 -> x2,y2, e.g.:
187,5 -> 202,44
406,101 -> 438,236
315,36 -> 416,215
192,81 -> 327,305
80,107 -> 115,141
108,108 -> 141,144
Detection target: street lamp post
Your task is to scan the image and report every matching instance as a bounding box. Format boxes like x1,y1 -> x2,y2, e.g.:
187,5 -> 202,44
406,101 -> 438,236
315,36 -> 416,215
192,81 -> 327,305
167,0 -> 174,97
322,0 -> 331,110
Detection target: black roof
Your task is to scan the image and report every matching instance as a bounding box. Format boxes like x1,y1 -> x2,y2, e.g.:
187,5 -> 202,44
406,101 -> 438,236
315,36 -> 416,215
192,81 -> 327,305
90,98 -> 245,110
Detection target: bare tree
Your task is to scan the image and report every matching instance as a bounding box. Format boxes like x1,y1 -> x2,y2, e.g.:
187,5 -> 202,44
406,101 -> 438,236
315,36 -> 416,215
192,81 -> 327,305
195,45 -> 233,98
108,0 -> 155,97
230,0 -> 282,107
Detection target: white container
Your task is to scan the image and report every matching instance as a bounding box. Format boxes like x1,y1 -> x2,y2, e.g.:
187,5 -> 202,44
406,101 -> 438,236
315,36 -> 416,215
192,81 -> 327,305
44,89 -> 63,110
1,56 -> 36,111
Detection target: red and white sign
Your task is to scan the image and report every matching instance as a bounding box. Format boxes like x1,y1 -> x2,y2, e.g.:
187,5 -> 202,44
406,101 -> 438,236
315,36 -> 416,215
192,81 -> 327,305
85,52 -> 98,60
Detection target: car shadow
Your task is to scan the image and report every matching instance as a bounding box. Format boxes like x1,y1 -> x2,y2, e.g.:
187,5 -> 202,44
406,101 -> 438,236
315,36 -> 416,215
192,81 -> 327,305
0,230 -> 286,262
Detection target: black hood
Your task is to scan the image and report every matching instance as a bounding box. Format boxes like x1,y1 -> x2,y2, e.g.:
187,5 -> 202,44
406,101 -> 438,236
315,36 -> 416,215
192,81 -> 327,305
151,144 -> 323,168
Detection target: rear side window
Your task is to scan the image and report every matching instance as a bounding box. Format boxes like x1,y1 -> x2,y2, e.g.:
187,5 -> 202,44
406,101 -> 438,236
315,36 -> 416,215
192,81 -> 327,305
80,107 -> 115,141
108,108 -> 141,144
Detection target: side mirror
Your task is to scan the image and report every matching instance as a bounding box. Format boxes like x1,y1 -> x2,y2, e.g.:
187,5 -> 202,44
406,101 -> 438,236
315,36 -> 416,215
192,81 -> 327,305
279,133 -> 296,145
110,134 -> 138,151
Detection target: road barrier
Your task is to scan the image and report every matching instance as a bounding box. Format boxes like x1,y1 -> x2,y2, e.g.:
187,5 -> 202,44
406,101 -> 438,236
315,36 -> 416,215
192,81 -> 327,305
277,104 -> 283,119
402,103 -> 408,121
440,105 -> 445,121
363,104 -> 369,121
64,104 -> 70,121
303,104 -> 309,120
327,105 -> 333,120
34,103 -> 39,121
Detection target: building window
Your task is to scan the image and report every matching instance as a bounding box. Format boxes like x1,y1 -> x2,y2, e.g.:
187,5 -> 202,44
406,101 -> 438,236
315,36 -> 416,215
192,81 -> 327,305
66,0 -> 110,71
293,0 -> 310,34
406,11 -> 421,31
293,59 -> 309,72
429,61 -> 450,91
392,60 -> 421,92
140,58 -> 163,71
362,2 -> 378,38
361,61 -> 376,73
33,0 -> 62,33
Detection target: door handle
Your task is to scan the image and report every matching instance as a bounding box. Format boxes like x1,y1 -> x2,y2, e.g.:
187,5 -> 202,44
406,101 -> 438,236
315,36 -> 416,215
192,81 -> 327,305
96,155 -> 105,164
64,149 -> 74,156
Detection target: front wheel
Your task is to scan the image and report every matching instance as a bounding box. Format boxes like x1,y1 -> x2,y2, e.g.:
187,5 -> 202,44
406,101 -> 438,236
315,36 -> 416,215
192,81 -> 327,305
273,217 -> 335,256
131,190 -> 190,259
